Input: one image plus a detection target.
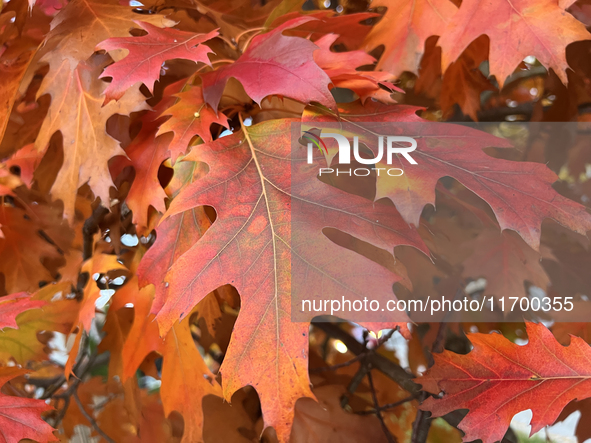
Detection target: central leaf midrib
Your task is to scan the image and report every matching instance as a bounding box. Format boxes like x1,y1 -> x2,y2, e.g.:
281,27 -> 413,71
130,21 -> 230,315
241,119 -> 282,392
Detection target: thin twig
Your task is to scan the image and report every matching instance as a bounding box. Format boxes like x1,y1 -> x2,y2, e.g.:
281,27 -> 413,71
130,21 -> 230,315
412,286 -> 464,443
340,356 -> 370,408
52,396 -> 70,427
367,369 -> 397,443
310,353 -> 365,373
313,322 -> 420,395
72,391 -> 116,443
377,328 -> 397,347
355,395 -> 418,415
82,205 -> 109,260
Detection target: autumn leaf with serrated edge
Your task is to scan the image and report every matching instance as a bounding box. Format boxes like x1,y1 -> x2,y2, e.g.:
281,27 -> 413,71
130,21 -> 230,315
143,117 -> 426,441
97,22 -> 217,102
418,322 -> 591,443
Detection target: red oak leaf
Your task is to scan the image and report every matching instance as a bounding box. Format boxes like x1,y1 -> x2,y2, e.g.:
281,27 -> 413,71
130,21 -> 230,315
418,322 -> 591,443
0,367 -> 57,443
121,118 -> 172,234
201,17 -> 336,111
143,118 -> 426,441
97,21 -> 218,102
303,102 -> 591,250
269,11 -> 380,49
314,34 -> 399,104
0,292 -> 46,330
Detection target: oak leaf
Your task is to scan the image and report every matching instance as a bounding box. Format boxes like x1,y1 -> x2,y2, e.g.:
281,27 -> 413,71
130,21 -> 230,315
363,0 -> 457,76
0,205 -> 62,293
440,37 -> 494,120
119,282 -> 163,381
144,118 -> 427,440
418,321 -> 591,443
291,385 -> 389,443
313,34 -> 399,104
0,366 -> 57,443
438,0 -> 591,86
40,0 -> 173,69
119,119 -> 172,235
156,86 -> 229,163
160,316 -> 222,443
303,102 -> 591,249
34,54 -> 148,220
0,282 -> 78,363
201,17 -> 336,111
188,0 -> 281,40
137,159 -> 212,315
79,253 -> 127,331
462,229 -> 549,310
0,292 -> 45,330
0,40 -> 37,144
269,11 -> 379,49
97,22 -> 217,102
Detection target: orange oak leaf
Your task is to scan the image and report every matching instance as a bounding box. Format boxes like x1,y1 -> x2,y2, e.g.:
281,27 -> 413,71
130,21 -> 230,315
303,102 -> 591,250
137,160 -> 212,315
0,292 -> 46,330
112,273 -> 222,443
97,22 -> 217,102
462,229 -> 549,310
60,377 -> 114,439
34,54 -> 148,220
79,253 -> 127,331
201,17 -> 336,112
0,366 -> 57,443
418,322 -> 591,443
38,0 -> 173,69
0,205 -> 62,293
0,41 -> 37,144
440,36 -> 494,120
114,276 -> 163,381
291,385 -> 390,443
96,307 -> 134,379
160,317 -> 222,443
313,34 -> 399,104
144,118 -> 427,441
191,0 -> 281,40
438,0 -> 591,87
156,86 -> 229,163
63,324 -> 83,380
363,0 -> 457,76
98,386 -> 175,443
269,11 -> 379,49
120,119 -> 172,235
127,161 -> 214,383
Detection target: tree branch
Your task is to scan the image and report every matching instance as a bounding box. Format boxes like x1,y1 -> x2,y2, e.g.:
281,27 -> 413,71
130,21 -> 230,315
73,390 -> 116,443
312,322 -> 420,396
82,205 -> 109,261
367,368 -> 397,443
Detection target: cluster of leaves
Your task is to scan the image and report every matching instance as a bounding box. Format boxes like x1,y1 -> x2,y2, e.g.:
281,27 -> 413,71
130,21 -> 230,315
1,0 -> 591,442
